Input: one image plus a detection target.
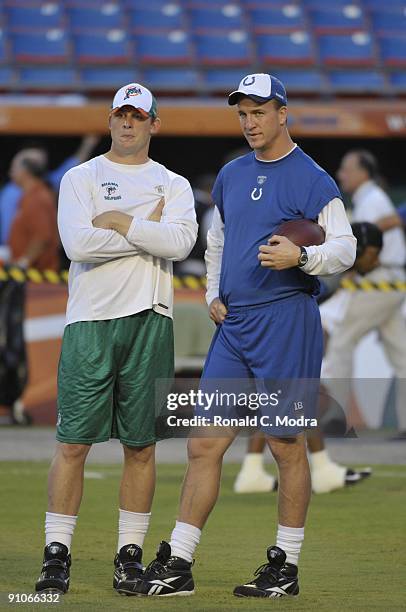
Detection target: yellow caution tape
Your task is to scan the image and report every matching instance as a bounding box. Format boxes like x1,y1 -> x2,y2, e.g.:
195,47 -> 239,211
0,266 -> 405,291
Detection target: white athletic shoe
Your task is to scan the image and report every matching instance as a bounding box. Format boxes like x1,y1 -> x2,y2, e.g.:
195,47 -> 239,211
234,469 -> 277,494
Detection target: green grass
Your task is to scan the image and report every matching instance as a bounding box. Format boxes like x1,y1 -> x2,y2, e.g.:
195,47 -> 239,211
0,463 -> 405,611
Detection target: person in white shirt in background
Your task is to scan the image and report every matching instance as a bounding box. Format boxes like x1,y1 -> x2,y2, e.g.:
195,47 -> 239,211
34,82 -> 197,597
322,150 -> 406,440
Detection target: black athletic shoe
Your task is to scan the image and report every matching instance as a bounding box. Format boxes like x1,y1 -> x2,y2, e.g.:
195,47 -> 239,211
35,542 -> 71,595
233,546 -> 299,599
113,544 -> 144,595
133,541 -> 194,597
345,467 -> 372,485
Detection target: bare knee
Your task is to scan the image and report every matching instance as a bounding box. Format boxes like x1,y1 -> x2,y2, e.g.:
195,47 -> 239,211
123,443 -> 155,466
55,442 -> 91,464
268,435 -> 307,467
187,436 -> 230,462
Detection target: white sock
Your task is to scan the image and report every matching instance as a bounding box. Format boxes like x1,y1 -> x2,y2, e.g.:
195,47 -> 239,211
276,524 -> 304,566
241,452 -> 265,472
170,521 -> 201,563
45,512 -> 77,551
117,509 -> 151,552
310,449 -> 332,470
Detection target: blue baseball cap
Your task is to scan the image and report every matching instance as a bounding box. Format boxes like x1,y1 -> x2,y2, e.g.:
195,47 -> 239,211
228,73 -> 287,107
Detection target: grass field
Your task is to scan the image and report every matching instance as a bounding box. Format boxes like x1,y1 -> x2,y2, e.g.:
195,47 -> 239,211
0,462 -> 405,612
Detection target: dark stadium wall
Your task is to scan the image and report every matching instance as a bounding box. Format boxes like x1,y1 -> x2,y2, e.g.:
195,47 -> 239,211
1,135 -> 405,203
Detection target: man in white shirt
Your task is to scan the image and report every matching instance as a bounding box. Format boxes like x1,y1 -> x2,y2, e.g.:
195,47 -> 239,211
322,150 -> 406,439
34,83 -> 197,596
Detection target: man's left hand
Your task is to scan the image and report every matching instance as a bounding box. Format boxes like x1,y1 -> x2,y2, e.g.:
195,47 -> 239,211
92,211 -> 133,237
258,235 -> 301,270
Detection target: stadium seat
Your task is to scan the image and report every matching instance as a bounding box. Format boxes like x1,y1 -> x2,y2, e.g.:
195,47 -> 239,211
249,6 -> 306,34
301,0 -> 360,6
18,67 -> 77,88
136,32 -> 193,65
0,30 -> 7,63
6,4 -> 64,30
143,68 -> 200,90
256,32 -> 314,65
80,67 -> 140,88
389,71 -> 406,92
329,69 -> 386,93
310,7 -> 366,33
379,35 -> 406,66
74,31 -> 131,64
195,32 -> 252,66
272,69 -> 324,93
204,68 -> 248,90
362,0 -> 406,7
68,5 -> 125,32
190,6 -> 245,32
0,67 -> 14,86
11,30 -> 69,63
129,6 -> 185,32
371,9 -> 406,35
318,33 -> 375,66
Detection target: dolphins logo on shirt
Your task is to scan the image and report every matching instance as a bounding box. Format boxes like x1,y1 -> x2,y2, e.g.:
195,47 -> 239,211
251,175 -> 267,201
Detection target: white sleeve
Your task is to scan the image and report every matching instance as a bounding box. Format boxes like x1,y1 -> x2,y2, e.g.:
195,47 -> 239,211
126,178 -> 198,261
300,198 -> 356,275
205,206 -> 224,306
58,171 -> 140,264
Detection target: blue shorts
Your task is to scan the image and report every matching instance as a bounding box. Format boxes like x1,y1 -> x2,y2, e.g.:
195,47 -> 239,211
198,293 -> 323,437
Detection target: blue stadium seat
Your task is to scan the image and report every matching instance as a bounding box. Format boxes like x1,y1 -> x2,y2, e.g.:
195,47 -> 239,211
129,6 -> 185,32
301,0 -> 360,6
6,4 -> 64,30
318,33 -> 375,65
190,6 -> 245,32
362,0 -> 405,7
272,69 -> 323,93
257,32 -> 314,65
11,30 -> 69,63
143,68 -> 200,89
19,67 -> 77,88
249,6 -> 306,33
379,35 -> 406,66
68,5 -> 125,32
136,32 -> 193,64
389,71 -> 406,92
329,69 -> 385,93
310,7 -> 366,33
124,0 -> 180,7
0,30 -> 7,63
80,67 -> 140,87
195,32 -> 252,65
371,9 -> 406,35
0,67 -> 14,86
204,68 -> 248,90
74,31 -> 131,64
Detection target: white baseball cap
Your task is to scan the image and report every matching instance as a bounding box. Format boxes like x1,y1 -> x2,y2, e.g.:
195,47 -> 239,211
111,83 -> 158,118
228,73 -> 287,106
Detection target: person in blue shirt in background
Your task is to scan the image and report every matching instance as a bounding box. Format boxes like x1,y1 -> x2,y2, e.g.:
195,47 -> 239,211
133,74 -> 356,600
0,135 -> 99,246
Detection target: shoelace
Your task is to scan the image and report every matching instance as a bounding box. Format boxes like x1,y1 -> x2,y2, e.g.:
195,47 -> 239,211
254,563 -> 279,580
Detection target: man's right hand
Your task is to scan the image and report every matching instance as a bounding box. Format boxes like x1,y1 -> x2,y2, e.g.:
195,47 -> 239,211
148,197 -> 165,222
209,298 -> 227,324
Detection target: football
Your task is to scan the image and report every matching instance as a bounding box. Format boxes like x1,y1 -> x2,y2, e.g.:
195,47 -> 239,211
275,219 -> 325,247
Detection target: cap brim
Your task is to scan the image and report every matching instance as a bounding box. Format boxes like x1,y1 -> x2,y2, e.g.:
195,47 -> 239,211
111,104 -> 149,118
228,91 -> 276,106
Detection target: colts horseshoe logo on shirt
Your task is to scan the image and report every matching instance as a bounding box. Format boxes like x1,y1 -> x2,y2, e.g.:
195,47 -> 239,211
251,176 -> 267,201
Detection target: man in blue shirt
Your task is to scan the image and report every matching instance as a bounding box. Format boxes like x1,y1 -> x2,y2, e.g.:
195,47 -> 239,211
134,74 -> 356,599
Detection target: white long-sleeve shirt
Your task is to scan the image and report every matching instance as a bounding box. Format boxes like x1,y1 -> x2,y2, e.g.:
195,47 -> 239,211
205,197 -> 356,306
58,155 -> 197,324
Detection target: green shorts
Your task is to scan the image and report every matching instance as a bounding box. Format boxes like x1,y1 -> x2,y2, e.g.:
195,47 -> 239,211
56,310 -> 174,446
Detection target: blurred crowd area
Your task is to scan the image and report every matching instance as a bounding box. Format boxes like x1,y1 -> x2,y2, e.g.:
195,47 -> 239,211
0,134 -> 405,432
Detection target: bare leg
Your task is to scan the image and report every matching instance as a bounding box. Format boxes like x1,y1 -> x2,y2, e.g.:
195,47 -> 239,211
178,432 -> 236,529
119,444 -> 155,512
48,442 -> 91,515
306,428 -> 325,454
247,431 -> 266,453
267,434 -> 310,527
